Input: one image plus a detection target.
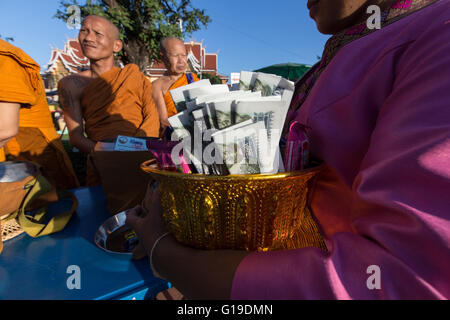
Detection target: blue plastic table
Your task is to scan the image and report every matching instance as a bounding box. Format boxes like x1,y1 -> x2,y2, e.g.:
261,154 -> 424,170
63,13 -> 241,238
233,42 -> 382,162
0,186 -> 169,300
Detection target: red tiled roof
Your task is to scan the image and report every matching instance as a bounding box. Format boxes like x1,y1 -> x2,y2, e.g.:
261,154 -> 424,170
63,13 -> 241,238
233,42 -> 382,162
46,39 -> 225,80
186,43 -> 201,61
204,54 -> 217,71
45,39 -> 90,75
68,40 -> 86,61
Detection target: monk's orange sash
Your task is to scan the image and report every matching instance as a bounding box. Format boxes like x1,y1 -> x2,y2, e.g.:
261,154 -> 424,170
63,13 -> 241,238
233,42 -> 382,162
163,73 -> 199,118
81,64 -> 160,141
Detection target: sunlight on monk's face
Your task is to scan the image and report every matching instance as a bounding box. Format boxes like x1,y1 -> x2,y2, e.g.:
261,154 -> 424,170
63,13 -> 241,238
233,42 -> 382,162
163,39 -> 188,75
79,16 -> 122,61
308,0 -> 374,34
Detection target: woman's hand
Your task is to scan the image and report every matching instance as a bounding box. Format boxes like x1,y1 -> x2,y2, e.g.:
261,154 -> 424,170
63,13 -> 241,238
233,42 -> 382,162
125,184 -> 168,259
125,182 -> 249,299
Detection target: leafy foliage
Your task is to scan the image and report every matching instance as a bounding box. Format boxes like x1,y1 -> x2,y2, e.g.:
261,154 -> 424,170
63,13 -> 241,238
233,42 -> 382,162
200,72 -> 223,84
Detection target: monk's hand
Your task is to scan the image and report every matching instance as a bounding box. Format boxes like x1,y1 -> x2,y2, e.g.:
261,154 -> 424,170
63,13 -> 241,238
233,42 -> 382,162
125,188 -> 168,260
94,142 -> 105,152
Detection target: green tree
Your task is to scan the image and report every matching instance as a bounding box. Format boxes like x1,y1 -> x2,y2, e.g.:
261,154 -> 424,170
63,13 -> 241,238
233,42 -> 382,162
55,0 -> 211,73
199,72 -> 223,85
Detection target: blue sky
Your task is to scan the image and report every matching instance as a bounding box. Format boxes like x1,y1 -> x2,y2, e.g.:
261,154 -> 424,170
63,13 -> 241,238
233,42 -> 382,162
0,0 -> 330,76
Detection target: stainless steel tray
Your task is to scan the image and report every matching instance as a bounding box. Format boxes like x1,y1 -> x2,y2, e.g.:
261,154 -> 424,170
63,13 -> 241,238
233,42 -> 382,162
94,211 -> 138,256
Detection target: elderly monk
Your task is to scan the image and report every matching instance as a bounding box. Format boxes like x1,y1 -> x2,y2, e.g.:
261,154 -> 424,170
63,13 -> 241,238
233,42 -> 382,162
0,39 -> 79,190
58,15 -> 160,185
152,37 -> 199,132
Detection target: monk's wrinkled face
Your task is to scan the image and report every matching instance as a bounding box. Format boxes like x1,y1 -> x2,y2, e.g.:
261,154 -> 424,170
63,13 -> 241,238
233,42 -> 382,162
308,0 -> 376,34
79,16 -> 122,61
162,39 -> 188,75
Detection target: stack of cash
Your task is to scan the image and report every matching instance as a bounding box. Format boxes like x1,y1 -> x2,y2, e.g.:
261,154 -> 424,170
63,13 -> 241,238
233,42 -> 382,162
167,71 -> 295,175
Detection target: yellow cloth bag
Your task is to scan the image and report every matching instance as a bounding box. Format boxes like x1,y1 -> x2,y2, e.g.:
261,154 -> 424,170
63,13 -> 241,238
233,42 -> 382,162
0,161 -> 77,254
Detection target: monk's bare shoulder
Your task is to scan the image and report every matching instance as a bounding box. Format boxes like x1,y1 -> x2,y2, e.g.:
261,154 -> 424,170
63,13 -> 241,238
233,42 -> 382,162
59,71 -> 92,92
153,75 -> 178,96
152,76 -> 169,96
152,76 -> 167,89
58,71 -> 92,111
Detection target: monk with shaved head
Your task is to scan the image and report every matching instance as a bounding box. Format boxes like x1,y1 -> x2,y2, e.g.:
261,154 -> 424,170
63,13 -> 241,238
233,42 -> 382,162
58,15 -> 160,185
152,37 -> 199,133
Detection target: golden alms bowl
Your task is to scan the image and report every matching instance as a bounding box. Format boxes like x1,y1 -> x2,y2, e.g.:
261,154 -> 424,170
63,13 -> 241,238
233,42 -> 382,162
141,160 -> 327,252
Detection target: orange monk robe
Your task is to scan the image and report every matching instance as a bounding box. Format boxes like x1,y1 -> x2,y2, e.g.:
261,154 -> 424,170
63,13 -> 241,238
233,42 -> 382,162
81,64 -> 160,142
163,73 -> 200,119
0,40 -> 79,190
81,64 -> 160,186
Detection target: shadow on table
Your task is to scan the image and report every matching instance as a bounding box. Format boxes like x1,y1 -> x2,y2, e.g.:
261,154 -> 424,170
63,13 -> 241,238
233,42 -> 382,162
46,187 -> 168,299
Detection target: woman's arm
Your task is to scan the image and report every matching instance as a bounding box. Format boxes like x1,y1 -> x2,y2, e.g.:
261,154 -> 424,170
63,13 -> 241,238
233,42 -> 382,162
126,189 -> 249,300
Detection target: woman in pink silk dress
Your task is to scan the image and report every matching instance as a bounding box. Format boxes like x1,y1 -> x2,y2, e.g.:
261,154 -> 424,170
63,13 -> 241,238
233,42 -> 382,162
127,0 -> 450,299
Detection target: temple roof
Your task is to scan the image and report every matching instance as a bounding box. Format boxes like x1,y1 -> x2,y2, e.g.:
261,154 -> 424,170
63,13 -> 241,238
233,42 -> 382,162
45,39 -> 90,74
44,39 -> 228,81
